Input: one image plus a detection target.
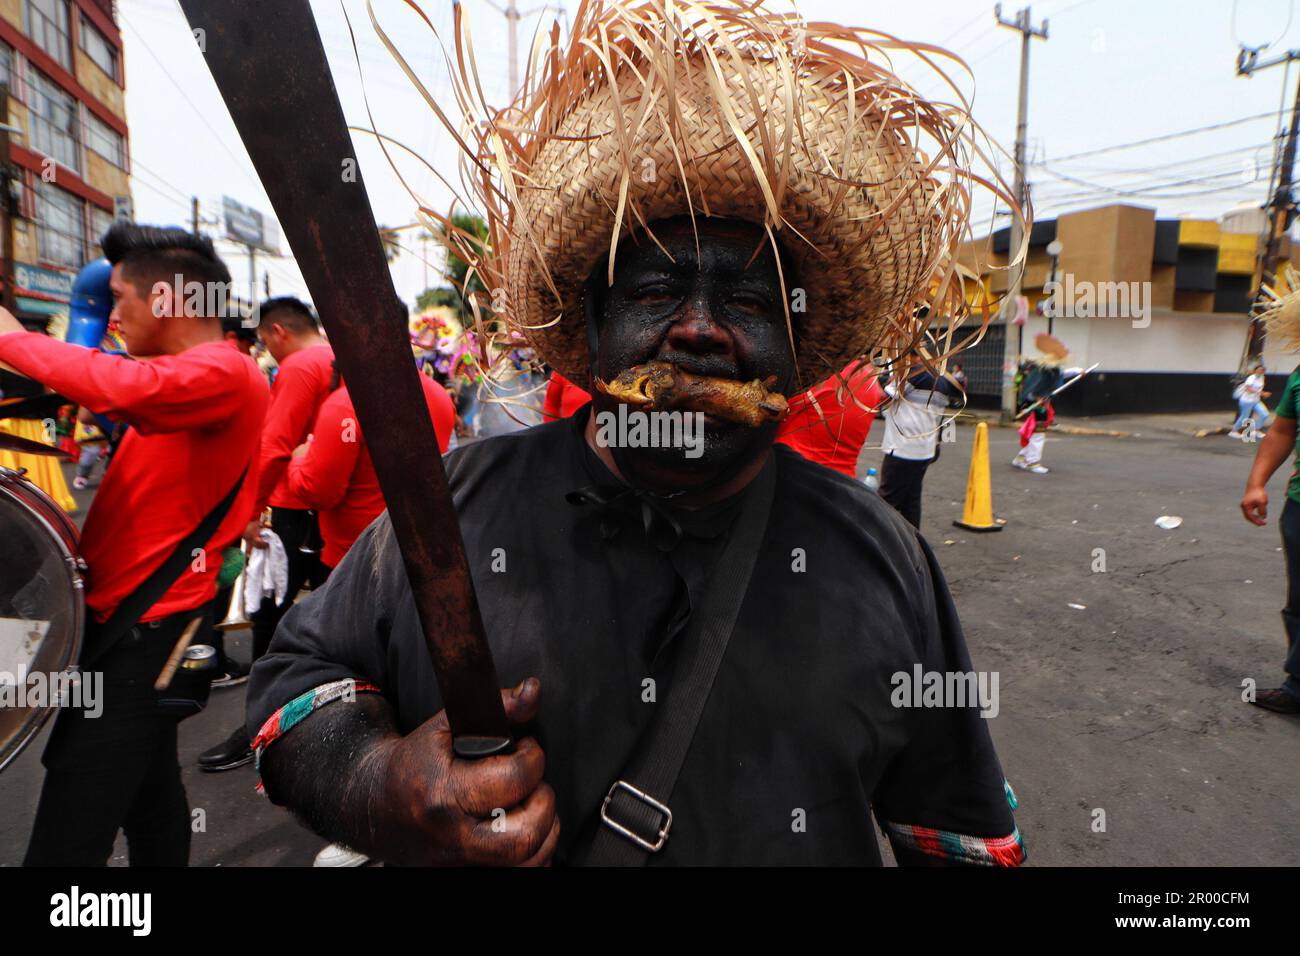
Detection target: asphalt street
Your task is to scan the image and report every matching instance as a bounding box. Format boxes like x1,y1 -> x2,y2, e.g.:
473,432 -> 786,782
0,419 -> 1294,866
898,419 -> 1296,866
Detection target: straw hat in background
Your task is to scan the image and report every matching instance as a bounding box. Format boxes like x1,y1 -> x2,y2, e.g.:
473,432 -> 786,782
1032,332 -> 1071,368
380,0 -> 1026,393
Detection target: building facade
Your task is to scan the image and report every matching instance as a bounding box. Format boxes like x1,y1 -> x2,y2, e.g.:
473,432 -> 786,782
957,203 -> 1299,415
0,0 -> 128,330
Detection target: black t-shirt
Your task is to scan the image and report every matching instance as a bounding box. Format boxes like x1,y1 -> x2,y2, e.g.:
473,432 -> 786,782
247,407 -> 1022,865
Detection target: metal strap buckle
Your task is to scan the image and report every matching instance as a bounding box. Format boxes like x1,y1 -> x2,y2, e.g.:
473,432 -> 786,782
600,780 -> 673,852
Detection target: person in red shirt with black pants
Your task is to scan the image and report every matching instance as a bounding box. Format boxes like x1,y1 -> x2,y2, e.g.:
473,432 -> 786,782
198,297 -> 335,772
0,224 -> 268,866
286,370 -> 455,569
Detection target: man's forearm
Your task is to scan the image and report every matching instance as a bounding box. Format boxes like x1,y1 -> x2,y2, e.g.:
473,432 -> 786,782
259,694 -> 402,858
1246,422 -> 1296,490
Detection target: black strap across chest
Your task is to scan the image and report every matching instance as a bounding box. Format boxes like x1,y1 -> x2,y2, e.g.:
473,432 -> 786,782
578,455 -> 776,865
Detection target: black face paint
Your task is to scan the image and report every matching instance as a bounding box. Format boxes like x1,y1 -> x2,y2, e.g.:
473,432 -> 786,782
589,216 -> 798,492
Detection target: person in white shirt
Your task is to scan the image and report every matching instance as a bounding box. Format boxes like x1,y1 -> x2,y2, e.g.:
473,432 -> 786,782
878,366 -> 959,527
1230,364 -> 1272,439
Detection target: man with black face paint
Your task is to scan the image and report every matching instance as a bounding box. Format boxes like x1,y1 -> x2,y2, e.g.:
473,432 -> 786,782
245,0 -> 1026,866
586,218 -> 795,498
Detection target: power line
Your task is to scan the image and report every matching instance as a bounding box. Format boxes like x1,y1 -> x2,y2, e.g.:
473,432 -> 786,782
119,19 -> 260,186
130,175 -> 193,212
1033,141 -> 1275,176
129,161 -> 191,205
936,9 -> 989,49
1034,162 -> 1261,196
1045,112 -> 1278,163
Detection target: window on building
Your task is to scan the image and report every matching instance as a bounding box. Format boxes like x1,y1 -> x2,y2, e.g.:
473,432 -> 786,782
0,41 -> 12,91
35,180 -> 87,269
79,18 -> 118,82
90,204 -> 113,249
24,0 -> 72,72
85,110 -> 125,168
27,66 -> 80,174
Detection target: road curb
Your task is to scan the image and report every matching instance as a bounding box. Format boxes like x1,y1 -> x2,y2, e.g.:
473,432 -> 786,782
953,412 -> 1237,440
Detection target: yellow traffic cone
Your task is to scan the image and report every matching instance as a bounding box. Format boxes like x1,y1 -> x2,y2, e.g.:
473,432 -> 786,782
953,421 -> 1004,532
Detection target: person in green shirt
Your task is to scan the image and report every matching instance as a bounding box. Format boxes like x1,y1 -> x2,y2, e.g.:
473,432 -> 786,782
1239,364 -> 1300,713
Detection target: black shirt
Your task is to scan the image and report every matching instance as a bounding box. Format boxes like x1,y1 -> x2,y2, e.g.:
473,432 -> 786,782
248,407 -> 1021,865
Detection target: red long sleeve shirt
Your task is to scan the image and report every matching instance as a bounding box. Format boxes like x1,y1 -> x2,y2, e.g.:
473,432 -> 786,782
0,332 -> 269,623
776,364 -> 884,478
252,343 -> 335,519
286,374 -> 455,568
542,372 -> 593,421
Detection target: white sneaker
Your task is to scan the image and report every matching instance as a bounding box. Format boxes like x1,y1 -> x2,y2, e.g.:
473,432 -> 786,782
312,842 -> 369,867
1227,431 -> 1242,439
1011,456 -> 1028,470
1028,464 -> 1049,475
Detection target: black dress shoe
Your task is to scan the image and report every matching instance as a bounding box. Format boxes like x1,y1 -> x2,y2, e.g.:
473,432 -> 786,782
198,727 -> 254,772
212,657 -> 249,689
1250,688 -> 1300,715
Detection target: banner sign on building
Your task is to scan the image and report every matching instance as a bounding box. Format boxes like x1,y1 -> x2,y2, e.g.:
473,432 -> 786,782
222,196 -> 279,254
15,263 -> 74,302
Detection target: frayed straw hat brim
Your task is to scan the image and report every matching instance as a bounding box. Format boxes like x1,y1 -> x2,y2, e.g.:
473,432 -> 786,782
376,0 -> 1026,394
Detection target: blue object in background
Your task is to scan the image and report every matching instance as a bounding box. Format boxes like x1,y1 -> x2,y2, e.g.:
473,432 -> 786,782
64,258 -> 118,353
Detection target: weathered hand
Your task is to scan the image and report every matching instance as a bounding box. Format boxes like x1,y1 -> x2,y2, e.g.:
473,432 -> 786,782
1241,486 -> 1269,526
375,677 -> 558,866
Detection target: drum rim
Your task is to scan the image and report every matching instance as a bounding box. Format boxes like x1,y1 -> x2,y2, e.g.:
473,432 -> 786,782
0,466 -> 85,774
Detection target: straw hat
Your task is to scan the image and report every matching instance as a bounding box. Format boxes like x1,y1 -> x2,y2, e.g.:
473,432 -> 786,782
1032,332 -> 1070,367
1259,266 -> 1300,352
382,0 -> 1025,393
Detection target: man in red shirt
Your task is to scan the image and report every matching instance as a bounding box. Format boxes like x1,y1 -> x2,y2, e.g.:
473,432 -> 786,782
0,223 -> 268,866
541,370 -> 592,421
199,296 -> 334,772
776,361 -> 885,478
287,371 -> 455,569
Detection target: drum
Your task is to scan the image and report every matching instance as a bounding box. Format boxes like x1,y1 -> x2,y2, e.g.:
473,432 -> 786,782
0,466 -> 85,772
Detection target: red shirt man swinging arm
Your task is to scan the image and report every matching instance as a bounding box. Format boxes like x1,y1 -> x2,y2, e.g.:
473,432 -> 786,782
0,223 -> 267,867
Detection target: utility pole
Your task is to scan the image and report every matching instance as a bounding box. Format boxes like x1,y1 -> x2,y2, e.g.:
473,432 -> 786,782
191,196 -> 201,236
506,0 -> 520,99
1237,45 -> 1300,364
248,246 -> 257,307
994,4 -> 1048,420
489,1 -> 565,99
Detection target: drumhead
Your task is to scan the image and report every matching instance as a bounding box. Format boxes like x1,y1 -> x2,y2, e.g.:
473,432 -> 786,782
0,467 -> 84,772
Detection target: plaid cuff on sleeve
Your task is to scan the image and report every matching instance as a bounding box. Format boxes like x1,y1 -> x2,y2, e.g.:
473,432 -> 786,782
883,821 -> 1026,866
882,779 -> 1026,866
251,678 -> 381,777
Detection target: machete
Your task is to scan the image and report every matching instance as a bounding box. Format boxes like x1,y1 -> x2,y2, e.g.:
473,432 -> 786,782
177,0 -> 511,757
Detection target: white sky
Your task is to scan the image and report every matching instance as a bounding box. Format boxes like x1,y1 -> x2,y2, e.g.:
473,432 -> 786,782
118,0 -> 1300,307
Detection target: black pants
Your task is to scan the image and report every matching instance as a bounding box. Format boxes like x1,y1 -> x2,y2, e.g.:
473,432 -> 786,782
879,452 -> 934,529
251,507 -> 327,661
1277,499 -> 1300,696
24,613 -> 194,867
